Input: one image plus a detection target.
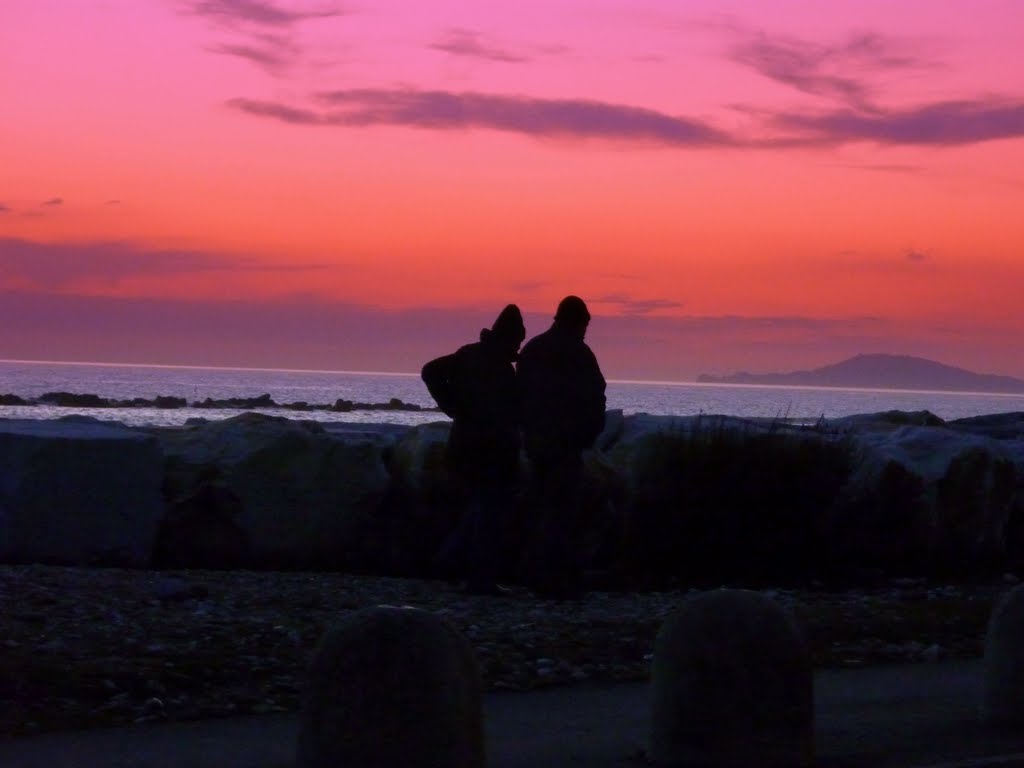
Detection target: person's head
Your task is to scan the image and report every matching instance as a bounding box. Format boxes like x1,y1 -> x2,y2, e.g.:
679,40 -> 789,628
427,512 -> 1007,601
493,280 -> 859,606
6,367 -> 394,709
488,303 -> 526,355
553,295 -> 591,338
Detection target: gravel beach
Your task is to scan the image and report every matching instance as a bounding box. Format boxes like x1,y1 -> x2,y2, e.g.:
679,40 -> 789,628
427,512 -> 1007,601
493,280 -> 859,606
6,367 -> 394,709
0,565 -> 1007,737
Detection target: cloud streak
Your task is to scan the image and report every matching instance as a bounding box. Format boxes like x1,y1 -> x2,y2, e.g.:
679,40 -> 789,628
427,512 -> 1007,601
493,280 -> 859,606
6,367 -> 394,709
226,85 -> 1024,148
182,0 -> 344,77
728,27 -> 933,109
772,99 -> 1024,145
186,0 -> 341,28
0,238 -> 329,289
207,33 -> 299,75
594,293 -> 684,315
229,89 -> 732,145
719,26 -> 1024,147
430,28 -> 529,63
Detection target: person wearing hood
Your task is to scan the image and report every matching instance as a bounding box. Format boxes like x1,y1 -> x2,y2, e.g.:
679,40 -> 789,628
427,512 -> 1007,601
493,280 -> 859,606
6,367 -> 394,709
421,304 -> 526,595
517,295 -> 606,599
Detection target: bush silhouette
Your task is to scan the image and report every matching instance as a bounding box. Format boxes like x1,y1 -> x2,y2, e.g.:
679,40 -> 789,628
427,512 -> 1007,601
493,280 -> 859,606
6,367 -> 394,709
619,420 -> 854,586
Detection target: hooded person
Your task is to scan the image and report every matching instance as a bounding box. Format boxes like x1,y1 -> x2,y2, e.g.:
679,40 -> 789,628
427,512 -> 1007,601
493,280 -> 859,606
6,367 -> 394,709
421,304 -> 526,594
516,295 -> 606,599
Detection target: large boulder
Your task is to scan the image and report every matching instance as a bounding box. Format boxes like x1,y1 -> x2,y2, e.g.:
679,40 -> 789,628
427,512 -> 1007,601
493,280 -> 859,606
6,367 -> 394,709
152,482 -> 249,569
949,412 -> 1024,441
830,424 -> 1020,575
155,413 -> 390,569
829,410 -> 946,431
373,421 -> 464,574
387,422 -> 455,502
0,418 -> 163,565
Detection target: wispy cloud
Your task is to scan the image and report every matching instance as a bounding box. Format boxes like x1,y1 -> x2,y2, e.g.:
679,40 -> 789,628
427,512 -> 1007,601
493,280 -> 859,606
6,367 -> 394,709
181,0 -> 344,77
594,293 -> 684,315
811,249 -> 940,275
231,90 -> 1024,148
821,162 -> 921,174
727,27 -> 934,109
228,89 -> 732,146
619,314 -> 886,333
430,28 -> 529,63
185,0 -> 341,28
719,25 -> 1024,148
507,280 -> 546,294
0,238 -> 330,289
229,99 -> 322,123
772,99 -> 1024,146
41,198 -> 63,206
0,204 -> 10,214
207,33 -> 299,75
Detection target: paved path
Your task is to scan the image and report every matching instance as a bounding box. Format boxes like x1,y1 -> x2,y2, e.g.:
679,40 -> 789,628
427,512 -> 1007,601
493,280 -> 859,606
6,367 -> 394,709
5,660 -> 1024,767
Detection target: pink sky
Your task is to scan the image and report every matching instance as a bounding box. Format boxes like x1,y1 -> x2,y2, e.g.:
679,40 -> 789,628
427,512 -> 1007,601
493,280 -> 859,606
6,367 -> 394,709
2,0 -> 1023,380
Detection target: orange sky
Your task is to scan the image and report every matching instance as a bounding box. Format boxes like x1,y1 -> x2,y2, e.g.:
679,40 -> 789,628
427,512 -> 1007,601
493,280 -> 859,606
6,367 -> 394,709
2,0 -> 1023,379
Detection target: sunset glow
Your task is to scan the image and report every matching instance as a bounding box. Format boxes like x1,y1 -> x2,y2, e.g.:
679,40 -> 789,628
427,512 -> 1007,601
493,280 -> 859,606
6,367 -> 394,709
2,0 -> 1023,379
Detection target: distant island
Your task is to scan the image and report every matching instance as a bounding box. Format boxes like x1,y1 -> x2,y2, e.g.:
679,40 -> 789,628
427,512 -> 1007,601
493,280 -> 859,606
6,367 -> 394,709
696,353 -> 1024,394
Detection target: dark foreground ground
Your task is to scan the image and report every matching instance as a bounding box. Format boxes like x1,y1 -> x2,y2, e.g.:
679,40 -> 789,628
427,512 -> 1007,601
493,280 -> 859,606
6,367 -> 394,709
8,661 -> 1024,768
0,565 -> 1009,737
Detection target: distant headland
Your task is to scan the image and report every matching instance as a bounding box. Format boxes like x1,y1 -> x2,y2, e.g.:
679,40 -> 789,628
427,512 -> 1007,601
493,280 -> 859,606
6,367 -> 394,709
696,353 -> 1024,394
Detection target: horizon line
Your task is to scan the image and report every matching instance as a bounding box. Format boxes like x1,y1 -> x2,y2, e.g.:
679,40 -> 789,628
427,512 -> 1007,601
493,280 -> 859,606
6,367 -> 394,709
3,358 -> 1024,400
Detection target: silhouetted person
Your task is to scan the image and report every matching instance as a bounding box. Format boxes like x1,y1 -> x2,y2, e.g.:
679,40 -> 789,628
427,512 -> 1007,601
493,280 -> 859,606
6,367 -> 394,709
421,304 -> 526,595
517,295 -> 606,599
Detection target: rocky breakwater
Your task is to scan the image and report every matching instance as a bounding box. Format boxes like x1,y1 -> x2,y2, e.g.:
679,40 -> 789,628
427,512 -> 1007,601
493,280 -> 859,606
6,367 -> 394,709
386,409 -> 1024,586
824,411 -> 1024,579
0,390 -> 431,413
2,409 -> 1024,584
590,409 -> 1024,585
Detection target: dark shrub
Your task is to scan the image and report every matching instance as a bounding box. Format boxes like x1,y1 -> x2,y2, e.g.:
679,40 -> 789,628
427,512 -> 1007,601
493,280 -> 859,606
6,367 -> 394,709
617,422 -> 855,587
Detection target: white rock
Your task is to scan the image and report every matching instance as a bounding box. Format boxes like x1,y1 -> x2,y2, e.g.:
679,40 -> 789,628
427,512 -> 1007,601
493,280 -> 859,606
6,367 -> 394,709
387,421 -> 454,498
156,413 -> 389,567
840,425 -> 1019,566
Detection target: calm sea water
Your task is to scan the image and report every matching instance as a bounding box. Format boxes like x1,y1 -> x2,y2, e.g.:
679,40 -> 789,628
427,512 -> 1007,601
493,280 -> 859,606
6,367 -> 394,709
2,359 -> 1024,428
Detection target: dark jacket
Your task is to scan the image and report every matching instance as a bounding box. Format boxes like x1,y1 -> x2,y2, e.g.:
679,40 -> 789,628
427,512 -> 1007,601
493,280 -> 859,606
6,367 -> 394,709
421,330 -> 521,484
517,323 -> 606,456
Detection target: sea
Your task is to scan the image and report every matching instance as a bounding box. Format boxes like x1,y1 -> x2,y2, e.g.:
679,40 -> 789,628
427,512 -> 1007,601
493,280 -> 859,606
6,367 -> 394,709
2,359 -> 1024,429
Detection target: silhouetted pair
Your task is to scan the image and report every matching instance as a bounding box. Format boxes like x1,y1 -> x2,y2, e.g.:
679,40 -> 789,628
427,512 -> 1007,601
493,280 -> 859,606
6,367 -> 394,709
421,296 -> 606,598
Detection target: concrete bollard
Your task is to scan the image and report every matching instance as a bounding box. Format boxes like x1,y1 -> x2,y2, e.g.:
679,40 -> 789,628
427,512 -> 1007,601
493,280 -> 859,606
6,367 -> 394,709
981,583 -> 1024,725
297,605 -> 484,768
649,588 -> 814,767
